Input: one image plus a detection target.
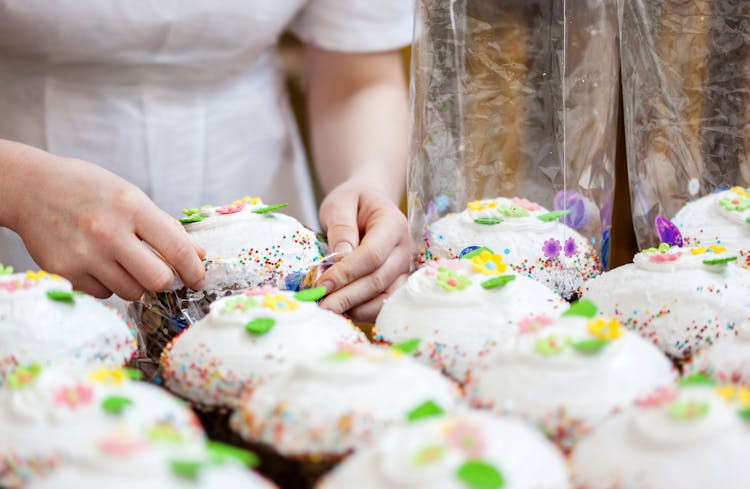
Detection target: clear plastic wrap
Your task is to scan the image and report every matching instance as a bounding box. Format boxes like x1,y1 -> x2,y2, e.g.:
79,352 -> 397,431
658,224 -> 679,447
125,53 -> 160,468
622,0 -> 750,248
408,0 -> 620,298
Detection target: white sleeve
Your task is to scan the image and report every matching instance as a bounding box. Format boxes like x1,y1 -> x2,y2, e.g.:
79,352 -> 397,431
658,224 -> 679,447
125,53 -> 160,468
290,0 -> 415,53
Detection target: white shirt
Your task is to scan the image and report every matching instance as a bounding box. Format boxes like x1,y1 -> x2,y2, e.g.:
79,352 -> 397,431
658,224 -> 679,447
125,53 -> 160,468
0,0 -> 413,270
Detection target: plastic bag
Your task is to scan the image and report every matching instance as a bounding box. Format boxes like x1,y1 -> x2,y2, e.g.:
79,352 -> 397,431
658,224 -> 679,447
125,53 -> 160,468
621,0 -> 750,251
408,0 -> 619,298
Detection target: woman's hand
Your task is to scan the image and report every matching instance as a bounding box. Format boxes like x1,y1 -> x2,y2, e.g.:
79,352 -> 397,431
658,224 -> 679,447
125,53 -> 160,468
316,180 -> 410,322
1,141 -> 205,300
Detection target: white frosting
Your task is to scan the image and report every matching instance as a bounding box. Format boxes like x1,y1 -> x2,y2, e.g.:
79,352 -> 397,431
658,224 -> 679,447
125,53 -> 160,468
673,188 -> 750,268
572,386 -> 750,489
230,345 -> 463,457
178,197 -> 323,292
0,272 -> 136,383
422,197 -> 600,297
318,409 -> 569,489
161,288 -> 367,408
0,366 -> 205,488
466,313 -> 676,448
685,323 -> 750,386
374,258 -> 566,382
583,247 -> 750,360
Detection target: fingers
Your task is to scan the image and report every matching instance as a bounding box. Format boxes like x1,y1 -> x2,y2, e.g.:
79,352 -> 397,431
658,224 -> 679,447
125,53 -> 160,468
113,236 -> 176,292
90,261 -> 145,301
347,274 -> 409,323
317,207 -> 406,294
319,246 -> 410,316
134,208 -> 204,289
319,189 -> 361,255
71,274 -> 112,299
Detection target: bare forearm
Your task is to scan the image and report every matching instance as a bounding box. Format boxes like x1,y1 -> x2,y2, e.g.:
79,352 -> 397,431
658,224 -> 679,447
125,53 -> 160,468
307,48 -> 408,204
0,139 -> 51,231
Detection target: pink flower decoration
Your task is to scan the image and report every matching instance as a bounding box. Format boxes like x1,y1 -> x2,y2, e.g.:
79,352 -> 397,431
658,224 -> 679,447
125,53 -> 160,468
54,384 -> 94,409
446,421 -> 486,458
425,259 -> 459,276
649,252 -> 681,263
512,197 -> 542,212
0,279 -> 35,292
518,314 -> 555,334
216,201 -> 247,215
244,285 -> 279,296
98,434 -> 148,457
635,387 -> 679,408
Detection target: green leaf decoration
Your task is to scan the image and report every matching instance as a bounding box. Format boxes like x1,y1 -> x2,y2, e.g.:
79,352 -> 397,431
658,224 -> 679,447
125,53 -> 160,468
406,400 -> 445,423
7,364 -> 42,390
480,275 -> 516,290
170,460 -> 203,480
206,441 -> 260,468
245,317 -> 275,336
327,350 -> 356,362
703,257 -> 738,266
746,216 -> 750,224
571,338 -> 609,355
46,289 -> 76,304
0,263 -> 13,276
679,373 -> 717,387
101,396 -> 133,415
124,368 -> 144,380
739,407 -> 750,421
457,460 -> 506,489
460,247 -> 494,260
657,243 -> 671,253
537,210 -> 571,222
562,299 -> 598,319
179,215 -> 206,224
474,217 -> 503,225
252,203 -> 288,214
392,338 -> 421,355
294,286 -> 327,302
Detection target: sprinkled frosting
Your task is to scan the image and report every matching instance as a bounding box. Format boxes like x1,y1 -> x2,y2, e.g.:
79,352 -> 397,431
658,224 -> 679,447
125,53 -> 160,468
0,365 -> 205,488
583,245 -> 750,361
0,269 -> 136,385
176,196 -> 323,293
466,301 -> 676,450
673,187 -> 750,268
161,287 -> 366,409
572,378 -> 750,489
374,256 -> 566,382
318,409 -> 569,489
685,323 -> 750,386
229,344 -> 463,458
419,197 -> 601,298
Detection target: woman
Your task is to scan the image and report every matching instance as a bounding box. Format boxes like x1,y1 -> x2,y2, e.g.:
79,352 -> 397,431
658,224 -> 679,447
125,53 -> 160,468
0,1 -> 412,322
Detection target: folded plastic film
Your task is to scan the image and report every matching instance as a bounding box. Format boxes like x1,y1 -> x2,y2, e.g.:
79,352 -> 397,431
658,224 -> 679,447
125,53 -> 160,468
408,0 -> 619,295
622,0 -> 750,247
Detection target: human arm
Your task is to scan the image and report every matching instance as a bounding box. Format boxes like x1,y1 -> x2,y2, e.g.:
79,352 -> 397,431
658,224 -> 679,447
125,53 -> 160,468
0,139 -> 205,300
305,46 -> 410,322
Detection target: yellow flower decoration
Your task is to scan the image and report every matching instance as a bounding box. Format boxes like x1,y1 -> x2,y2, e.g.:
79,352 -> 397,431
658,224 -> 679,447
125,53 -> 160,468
231,196 -> 261,206
471,251 -> 508,276
467,200 -> 497,212
690,247 -> 707,255
25,270 -> 61,282
262,294 -> 299,312
731,186 -> 750,198
89,368 -> 128,385
587,318 -> 623,341
716,385 -> 750,407
709,245 -> 727,254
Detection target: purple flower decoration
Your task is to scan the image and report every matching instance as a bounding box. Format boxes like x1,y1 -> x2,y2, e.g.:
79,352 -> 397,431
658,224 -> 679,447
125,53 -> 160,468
554,191 -> 588,229
655,215 -> 683,248
564,237 -> 577,258
542,238 -> 562,259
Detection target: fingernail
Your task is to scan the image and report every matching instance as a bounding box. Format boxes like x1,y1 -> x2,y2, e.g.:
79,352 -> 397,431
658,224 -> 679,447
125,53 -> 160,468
334,242 -> 354,255
320,280 -> 335,294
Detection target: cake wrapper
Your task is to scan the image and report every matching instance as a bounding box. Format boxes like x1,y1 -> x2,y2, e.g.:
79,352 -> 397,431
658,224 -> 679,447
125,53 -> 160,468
622,0 -> 750,247
409,0 -> 619,281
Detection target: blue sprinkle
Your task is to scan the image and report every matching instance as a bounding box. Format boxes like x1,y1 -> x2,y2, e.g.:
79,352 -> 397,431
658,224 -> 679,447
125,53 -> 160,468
504,249 -> 510,255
